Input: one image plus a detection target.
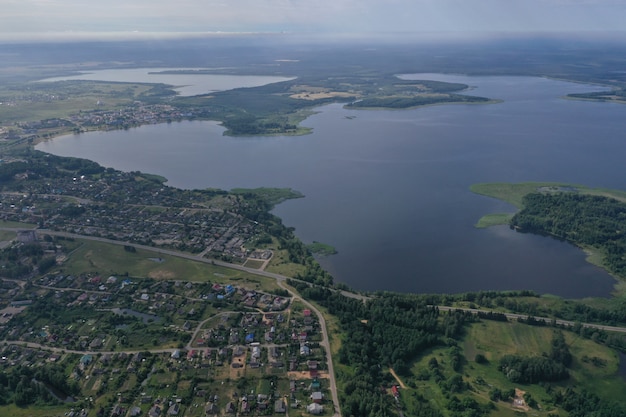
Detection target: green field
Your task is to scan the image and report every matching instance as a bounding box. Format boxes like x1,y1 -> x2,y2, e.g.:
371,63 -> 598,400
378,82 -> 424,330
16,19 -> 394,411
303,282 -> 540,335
0,220 -> 37,228
0,404 -> 70,417
0,81 -> 163,123
465,320 -> 624,397
58,238 -> 280,291
405,319 -> 626,416
0,230 -> 16,241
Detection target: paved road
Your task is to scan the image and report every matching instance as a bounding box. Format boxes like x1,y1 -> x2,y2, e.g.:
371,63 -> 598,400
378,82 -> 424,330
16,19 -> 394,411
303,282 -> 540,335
436,305 -> 626,333
275,279 -> 341,417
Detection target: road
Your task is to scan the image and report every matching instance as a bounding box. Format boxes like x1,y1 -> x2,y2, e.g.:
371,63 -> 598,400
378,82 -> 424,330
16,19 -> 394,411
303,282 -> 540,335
436,305 -> 626,334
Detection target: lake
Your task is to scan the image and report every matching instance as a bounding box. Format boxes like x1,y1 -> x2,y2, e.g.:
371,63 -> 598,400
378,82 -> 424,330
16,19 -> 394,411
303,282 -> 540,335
37,68 -> 294,96
37,74 -> 626,298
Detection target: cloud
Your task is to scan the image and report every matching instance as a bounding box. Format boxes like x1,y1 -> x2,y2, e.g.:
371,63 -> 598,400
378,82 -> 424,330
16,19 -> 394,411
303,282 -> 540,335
2,0 -> 626,40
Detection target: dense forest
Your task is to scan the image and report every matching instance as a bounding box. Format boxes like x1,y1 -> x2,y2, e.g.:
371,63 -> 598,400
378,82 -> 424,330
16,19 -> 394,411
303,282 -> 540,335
511,192 -> 626,276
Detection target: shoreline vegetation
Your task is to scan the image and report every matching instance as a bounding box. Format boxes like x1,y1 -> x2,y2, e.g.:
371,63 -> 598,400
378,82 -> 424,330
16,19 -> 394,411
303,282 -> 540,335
471,181 -> 626,289
230,187 -> 304,208
306,241 -> 338,256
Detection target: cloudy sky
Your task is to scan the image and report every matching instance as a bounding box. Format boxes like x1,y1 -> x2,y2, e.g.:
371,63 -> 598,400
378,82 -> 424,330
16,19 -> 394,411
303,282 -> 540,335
2,0 -> 626,41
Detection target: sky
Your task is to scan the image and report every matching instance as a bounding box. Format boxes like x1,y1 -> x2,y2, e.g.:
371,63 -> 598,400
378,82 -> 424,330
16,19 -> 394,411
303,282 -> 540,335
2,0 -> 626,41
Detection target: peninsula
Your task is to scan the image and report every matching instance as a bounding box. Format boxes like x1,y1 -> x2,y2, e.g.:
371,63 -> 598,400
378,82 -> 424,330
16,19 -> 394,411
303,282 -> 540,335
472,182 -> 626,283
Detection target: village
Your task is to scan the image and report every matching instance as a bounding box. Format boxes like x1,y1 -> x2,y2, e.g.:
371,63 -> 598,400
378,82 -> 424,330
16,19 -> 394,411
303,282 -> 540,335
0,153 -> 338,416
0,161 -> 278,262
0,264 -> 333,417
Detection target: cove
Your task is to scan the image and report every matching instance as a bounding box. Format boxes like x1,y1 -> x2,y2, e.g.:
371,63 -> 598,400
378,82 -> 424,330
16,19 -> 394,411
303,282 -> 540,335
36,74 -> 626,298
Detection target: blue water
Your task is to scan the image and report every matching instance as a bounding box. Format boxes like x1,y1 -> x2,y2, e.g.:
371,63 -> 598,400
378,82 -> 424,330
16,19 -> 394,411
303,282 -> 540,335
37,74 -> 625,298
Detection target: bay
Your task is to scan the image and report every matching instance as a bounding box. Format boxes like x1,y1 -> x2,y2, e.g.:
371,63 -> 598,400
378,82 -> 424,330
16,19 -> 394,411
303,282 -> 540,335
37,74 -> 625,298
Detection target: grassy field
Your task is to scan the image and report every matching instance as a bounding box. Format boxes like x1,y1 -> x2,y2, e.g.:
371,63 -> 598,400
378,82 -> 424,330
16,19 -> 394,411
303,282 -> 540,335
403,319 -> 626,416
0,404 -> 70,417
464,320 -> 624,399
0,81 -> 156,123
474,213 -> 514,229
0,220 -> 37,228
0,230 -> 16,241
242,259 -> 264,269
265,248 -> 306,277
57,238 -> 279,291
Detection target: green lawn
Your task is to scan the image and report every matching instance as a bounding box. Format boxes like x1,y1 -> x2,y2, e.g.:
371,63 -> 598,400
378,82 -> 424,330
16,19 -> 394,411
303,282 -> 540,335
58,239 -> 270,285
474,213 -> 514,228
402,319 -> 626,416
0,404 -> 70,417
463,320 -> 624,402
0,220 -> 37,228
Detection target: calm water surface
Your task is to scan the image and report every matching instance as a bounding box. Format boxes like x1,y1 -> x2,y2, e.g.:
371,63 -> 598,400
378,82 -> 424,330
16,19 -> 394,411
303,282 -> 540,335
37,74 -> 626,298
37,68 -> 294,96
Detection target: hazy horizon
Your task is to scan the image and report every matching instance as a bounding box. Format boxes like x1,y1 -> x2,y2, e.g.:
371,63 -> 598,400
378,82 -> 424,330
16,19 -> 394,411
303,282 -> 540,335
3,0 -> 626,43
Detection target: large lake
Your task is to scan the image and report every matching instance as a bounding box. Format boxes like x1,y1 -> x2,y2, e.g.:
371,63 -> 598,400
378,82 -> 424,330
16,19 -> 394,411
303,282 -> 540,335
37,68 -> 294,96
37,74 -> 626,298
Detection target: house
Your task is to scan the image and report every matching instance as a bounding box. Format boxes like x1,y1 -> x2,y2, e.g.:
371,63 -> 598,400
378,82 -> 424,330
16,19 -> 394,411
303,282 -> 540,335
311,392 -> 323,404
300,345 -> 311,356
225,402 -> 236,413
306,403 -> 324,415
251,346 -> 261,359
89,337 -> 103,349
148,405 -> 162,417
111,405 -> 125,416
205,402 -> 218,414
240,399 -> 250,413
274,399 -> 287,413
269,346 -> 279,358
168,403 -> 180,415
310,379 -> 321,390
